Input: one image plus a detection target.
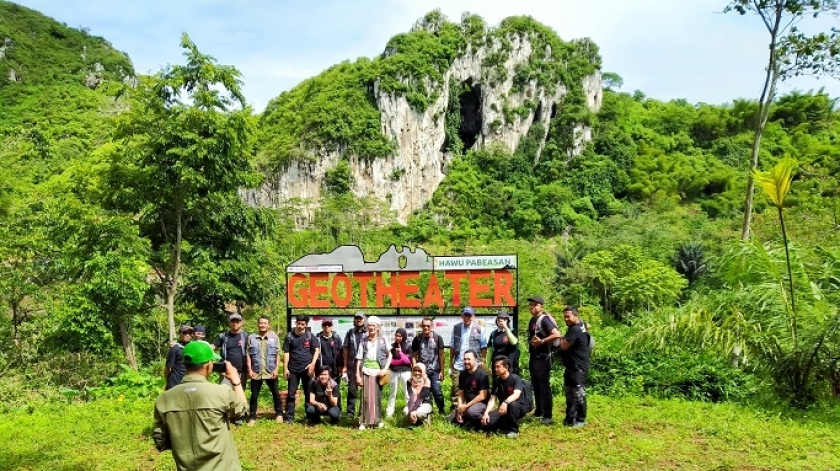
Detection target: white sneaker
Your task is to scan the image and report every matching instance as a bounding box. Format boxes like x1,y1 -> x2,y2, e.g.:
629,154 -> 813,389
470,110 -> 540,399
358,424 -> 366,430
377,422 -> 385,429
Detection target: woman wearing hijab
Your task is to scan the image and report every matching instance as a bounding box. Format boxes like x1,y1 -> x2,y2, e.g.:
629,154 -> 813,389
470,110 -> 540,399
403,362 -> 432,426
386,327 -> 413,418
489,310 -> 520,376
355,316 -> 392,429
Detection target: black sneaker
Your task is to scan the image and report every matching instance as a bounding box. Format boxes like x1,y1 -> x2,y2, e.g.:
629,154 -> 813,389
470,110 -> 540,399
540,417 -> 554,425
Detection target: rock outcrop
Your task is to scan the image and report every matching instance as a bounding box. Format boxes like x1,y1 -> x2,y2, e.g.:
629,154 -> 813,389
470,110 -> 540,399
245,14 -> 602,223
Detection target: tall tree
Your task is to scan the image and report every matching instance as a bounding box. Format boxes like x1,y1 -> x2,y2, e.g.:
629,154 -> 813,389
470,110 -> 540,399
725,0 -> 840,240
108,34 -> 260,340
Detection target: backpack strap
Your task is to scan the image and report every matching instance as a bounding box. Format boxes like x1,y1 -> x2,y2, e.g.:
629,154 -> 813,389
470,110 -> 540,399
218,331 -> 229,361
240,330 -> 248,358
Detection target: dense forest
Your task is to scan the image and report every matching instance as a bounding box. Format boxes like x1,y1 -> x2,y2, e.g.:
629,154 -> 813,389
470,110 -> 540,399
1,0 -> 840,413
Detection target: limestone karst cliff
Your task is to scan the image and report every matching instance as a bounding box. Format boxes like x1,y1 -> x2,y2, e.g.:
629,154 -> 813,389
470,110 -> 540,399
248,12 -> 602,223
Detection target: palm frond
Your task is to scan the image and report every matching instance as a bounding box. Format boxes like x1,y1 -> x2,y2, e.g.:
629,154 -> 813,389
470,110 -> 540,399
752,158 -> 797,208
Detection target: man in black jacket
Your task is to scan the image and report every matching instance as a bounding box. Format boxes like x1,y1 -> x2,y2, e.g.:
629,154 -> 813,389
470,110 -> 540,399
558,305 -> 591,428
316,320 -> 343,412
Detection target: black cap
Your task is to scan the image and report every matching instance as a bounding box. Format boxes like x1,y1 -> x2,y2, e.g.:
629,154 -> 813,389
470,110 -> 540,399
527,295 -> 545,305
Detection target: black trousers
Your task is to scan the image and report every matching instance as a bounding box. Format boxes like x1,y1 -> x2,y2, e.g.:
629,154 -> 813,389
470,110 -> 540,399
285,370 -> 312,422
249,378 -> 282,420
305,405 -> 341,424
484,400 -> 527,433
563,369 -> 588,425
427,368 -> 445,413
529,354 -> 553,418
345,360 -> 360,416
328,368 -> 342,413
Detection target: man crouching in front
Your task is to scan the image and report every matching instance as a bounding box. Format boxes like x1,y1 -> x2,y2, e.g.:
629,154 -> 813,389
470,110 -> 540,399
154,341 -> 248,471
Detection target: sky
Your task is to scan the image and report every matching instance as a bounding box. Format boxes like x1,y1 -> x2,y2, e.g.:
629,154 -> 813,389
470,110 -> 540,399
11,0 -> 840,112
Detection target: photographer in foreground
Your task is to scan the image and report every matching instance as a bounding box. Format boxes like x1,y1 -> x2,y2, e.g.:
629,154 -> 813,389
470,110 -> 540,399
154,341 -> 248,471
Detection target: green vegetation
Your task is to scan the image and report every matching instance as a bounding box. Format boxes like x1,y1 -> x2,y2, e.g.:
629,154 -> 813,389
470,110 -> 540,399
2,3 -> 840,470
2,395 -> 839,470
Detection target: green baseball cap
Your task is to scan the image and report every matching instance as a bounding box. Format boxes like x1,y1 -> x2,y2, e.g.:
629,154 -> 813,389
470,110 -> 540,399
183,341 -> 221,365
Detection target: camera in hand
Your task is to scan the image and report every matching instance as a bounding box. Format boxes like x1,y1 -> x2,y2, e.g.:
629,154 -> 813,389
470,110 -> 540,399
212,362 -> 226,374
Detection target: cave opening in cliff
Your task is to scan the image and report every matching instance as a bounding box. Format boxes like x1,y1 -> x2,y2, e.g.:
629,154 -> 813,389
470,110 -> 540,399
458,79 -> 482,151
534,101 -> 543,122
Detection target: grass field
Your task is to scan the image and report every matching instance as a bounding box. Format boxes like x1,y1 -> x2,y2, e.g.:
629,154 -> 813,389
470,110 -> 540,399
1,393 -> 838,471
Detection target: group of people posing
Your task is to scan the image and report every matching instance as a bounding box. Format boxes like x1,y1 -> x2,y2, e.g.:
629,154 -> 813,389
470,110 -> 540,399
155,296 -> 591,469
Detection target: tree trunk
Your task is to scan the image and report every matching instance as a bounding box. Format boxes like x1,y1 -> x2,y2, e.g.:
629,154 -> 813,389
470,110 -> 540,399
119,321 -> 138,371
166,202 -> 185,341
165,281 -> 176,341
10,300 -> 19,340
741,4 -> 783,240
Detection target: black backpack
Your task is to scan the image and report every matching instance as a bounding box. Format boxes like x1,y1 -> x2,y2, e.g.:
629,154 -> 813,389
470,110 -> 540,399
520,378 -> 535,412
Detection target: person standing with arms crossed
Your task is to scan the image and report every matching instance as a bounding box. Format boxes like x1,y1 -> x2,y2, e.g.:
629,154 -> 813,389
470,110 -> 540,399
527,295 -> 561,425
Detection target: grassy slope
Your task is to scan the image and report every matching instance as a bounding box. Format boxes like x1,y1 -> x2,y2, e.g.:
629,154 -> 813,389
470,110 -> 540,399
1,395 -> 838,471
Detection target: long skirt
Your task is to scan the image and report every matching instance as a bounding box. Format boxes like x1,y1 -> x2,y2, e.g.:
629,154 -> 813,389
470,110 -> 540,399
360,373 -> 383,426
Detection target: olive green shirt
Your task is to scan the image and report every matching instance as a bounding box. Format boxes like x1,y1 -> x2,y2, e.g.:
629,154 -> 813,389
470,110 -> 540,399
153,374 -> 248,471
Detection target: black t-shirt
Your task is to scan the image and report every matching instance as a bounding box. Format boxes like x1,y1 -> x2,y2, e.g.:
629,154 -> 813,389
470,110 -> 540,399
412,333 -> 444,371
458,367 -> 490,404
309,378 -> 338,405
491,329 -> 517,357
165,342 -> 187,389
492,373 -> 524,404
213,331 -> 246,371
317,332 -> 343,372
527,314 -> 558,355
284,331 -> 318,372
560,322 -> 590,371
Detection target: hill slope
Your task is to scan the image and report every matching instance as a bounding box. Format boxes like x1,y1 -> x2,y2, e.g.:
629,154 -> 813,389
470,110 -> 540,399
0,1 -> 134,198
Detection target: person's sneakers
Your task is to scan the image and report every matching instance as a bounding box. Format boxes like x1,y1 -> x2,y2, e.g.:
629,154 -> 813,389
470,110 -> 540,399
247,419 -> 256,427
540,417 -> 554,425
572,421 -> 587,428
358,424 -> 366,430
377,422 -> 385,429
274,416 -> 283,424
284,418 -> 294,424
505,432 -> 519,438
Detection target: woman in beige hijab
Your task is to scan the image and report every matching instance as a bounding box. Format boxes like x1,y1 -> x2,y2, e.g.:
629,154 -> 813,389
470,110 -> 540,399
404,362 -> 432,426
